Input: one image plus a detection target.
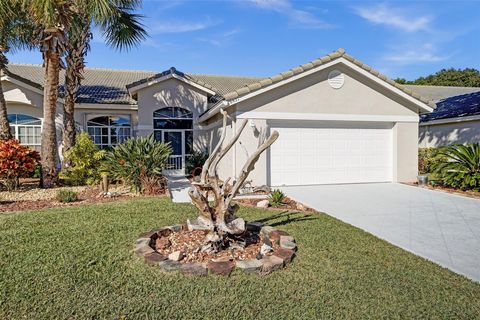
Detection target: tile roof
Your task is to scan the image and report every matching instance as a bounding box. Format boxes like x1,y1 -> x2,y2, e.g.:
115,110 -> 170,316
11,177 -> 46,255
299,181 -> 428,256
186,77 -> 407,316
217,48 -> 436,109
404,85 -> 480,102
420,89 -> 480,122
5,64 -> 260,105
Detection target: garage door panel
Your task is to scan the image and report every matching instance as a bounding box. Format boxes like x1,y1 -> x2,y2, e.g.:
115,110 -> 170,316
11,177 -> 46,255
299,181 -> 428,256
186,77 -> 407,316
270,124 -> 393,186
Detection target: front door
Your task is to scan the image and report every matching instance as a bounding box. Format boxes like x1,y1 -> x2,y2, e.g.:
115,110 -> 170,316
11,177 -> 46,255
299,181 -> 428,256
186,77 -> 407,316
163,130 -> 184,172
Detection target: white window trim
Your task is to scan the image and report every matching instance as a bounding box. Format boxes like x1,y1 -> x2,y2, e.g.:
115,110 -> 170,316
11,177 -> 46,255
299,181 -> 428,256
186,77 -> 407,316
86,114 -> 132,147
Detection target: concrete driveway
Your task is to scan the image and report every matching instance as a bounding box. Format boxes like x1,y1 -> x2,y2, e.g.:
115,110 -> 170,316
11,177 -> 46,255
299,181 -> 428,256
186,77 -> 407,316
281,183 -> 480,282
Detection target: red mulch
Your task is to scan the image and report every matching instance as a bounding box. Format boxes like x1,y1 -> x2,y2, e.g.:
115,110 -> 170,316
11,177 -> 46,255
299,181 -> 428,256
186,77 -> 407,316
156,229 -> 266,263
0,186 -> 167,213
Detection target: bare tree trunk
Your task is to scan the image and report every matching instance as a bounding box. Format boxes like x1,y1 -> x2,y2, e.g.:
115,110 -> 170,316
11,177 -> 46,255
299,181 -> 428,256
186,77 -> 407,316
188,110 -> 279,246
41,50 -> 60,188
0,52 -> 12,140
0,80 -> 12,140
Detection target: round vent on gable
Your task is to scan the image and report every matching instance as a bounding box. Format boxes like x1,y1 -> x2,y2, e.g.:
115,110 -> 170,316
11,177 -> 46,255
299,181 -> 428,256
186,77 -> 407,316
328,70 -> 344,89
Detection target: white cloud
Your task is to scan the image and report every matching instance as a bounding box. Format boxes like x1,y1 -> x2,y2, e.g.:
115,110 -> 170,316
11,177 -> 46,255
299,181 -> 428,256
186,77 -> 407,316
149,17 -> 220,34
249,0 -> 332,29
198,28 -> 241,47
353,3 -> 432,32
383,43 -> 449,64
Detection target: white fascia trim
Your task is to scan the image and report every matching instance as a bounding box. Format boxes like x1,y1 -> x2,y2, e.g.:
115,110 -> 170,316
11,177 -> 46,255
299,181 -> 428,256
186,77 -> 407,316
420,114 -> 480,126
236,111 -> 419,123
199,57 -> 433,122
127,73 -> 216,96
76,103 -> 138,110
198,100 -> 229,123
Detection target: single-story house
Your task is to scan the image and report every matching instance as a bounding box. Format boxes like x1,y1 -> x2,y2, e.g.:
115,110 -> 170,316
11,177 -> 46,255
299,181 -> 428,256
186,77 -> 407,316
2,48 -> 436,187
414,86 -> 480,147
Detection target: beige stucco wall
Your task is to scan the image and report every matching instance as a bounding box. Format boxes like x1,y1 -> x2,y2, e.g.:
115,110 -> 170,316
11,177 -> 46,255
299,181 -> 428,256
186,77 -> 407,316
394,122 -> 419,181
135,78 -> 209,146
419,120 -> 480,147
206,63 -> 421,186
235,64 -> 420,117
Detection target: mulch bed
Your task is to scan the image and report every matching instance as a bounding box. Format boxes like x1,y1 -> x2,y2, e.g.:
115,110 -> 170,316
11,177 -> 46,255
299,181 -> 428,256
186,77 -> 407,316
235,196 -> 315,212
405,182 -> 480,200
156,229 -> 263,263
0,186 -> 166,213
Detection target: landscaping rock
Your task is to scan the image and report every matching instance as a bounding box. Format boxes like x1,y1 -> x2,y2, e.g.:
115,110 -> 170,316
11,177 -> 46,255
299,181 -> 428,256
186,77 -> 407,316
260,243 -> 273,256
236,259 -> 263,273
273,248 -> 295,264
144,252 -> 167,265
227,218 -> 245,233
261,255 -> 284,274
180,263 -> 208,276
280,235 -> 295,243
187,217 -> 214,231
207,261 -> 235,276
159,260 -> 181,273
260,226 -> 275,237
168,251 -> 184,261
256,199 -> 270,208
269,230 -> 290,243
295,202 -> 307,211
138,230 -> 158,239
263,236 -> 272,247
169,224 -> 183,232
253,185 -> 271,193
246,221 -> 264,233
134,238 -> 154,257
279,239 -> 296,251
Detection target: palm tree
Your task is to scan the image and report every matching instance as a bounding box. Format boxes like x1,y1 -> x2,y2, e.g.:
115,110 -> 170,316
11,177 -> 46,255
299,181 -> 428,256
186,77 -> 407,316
16,0 -> 146,187
0,3 -> 34,140
62,3 -> 146,165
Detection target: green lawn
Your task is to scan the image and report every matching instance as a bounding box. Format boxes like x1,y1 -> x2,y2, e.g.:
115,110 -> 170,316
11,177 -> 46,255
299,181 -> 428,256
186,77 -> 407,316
0,198 -> 479,319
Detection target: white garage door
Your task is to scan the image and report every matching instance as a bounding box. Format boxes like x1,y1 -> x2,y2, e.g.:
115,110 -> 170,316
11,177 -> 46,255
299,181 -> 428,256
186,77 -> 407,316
269,123 -> 393,186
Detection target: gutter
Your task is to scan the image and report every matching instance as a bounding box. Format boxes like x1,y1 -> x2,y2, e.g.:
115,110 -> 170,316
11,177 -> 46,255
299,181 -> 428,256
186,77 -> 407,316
198,100 -> 229,124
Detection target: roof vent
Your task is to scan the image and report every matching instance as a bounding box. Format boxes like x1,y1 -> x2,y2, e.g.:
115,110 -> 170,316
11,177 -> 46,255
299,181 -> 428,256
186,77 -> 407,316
328,70 -> 344,89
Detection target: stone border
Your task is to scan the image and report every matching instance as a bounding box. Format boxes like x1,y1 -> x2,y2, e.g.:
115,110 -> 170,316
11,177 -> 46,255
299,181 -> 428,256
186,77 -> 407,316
133,221 -> 296,276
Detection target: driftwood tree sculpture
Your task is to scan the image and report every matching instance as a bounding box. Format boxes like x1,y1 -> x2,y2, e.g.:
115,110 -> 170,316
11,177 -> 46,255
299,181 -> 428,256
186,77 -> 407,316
188,110 -> 279,250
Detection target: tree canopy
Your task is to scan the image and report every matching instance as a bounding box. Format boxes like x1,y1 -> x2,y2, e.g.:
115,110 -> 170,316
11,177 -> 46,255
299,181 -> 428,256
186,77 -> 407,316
395,68 -> 480,87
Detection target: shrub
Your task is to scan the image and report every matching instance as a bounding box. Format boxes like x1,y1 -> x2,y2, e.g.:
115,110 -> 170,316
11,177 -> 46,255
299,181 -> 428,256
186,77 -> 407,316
56,189 -> 78,203
268,189 -> 285,206
433,143 -> 480,191
418,147 -> 447,174
103,135 -> 172,193
185,149 -> 208,177
0,139 -> 40,191
61,133 -> 106,186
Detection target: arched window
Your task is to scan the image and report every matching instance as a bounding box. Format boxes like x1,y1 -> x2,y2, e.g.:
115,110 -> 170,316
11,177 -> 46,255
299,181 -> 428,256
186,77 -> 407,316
8,114 -> 42,150
86,115 -> 131,148
153,107 -> 193,170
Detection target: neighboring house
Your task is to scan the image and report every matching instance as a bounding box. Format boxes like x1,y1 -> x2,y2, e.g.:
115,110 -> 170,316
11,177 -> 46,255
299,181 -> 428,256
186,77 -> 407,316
1,48 -> 435,187
412,85 -> 480,147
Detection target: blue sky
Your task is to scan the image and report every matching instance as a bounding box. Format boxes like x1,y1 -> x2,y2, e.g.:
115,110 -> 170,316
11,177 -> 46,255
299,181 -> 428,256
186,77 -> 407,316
8,0 -> 480,80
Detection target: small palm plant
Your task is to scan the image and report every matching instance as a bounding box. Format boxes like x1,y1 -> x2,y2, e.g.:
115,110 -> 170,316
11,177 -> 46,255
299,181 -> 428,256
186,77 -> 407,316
268,189 -> 286,206
433,143 -> 480,191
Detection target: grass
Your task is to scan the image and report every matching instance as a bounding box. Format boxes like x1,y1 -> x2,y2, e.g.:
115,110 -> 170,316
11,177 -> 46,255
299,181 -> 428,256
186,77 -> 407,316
0,198 -> 479,319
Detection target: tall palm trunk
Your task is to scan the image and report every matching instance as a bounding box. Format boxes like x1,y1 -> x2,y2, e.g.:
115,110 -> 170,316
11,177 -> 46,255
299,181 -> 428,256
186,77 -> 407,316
62,24 -> 90,165
0,52 -> 12,140
62,62 -> 77,162
41,49 -> 61,188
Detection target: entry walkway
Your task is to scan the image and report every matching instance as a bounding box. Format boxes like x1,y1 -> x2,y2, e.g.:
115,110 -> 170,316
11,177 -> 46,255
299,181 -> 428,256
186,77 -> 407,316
164,172 -> 191,203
